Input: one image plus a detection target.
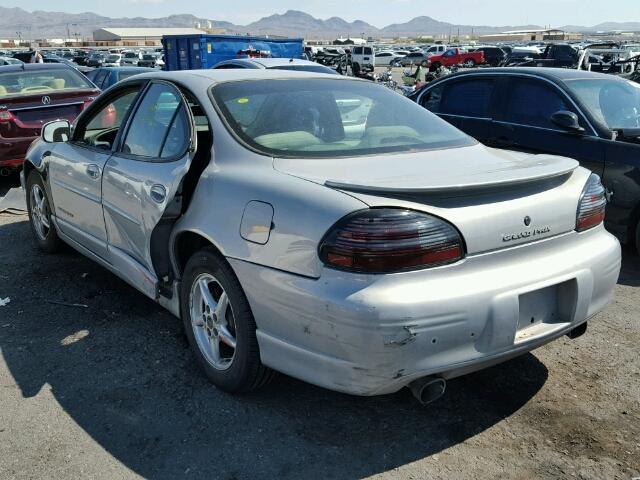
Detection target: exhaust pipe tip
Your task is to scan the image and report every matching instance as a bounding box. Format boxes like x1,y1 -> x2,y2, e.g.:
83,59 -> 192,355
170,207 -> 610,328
0,168 -> 10,177
409,376 -> 446,406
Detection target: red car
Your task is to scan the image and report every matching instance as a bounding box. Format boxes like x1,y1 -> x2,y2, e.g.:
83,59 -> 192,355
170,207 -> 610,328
428,48 -> 485,70
0,64 -> 99,175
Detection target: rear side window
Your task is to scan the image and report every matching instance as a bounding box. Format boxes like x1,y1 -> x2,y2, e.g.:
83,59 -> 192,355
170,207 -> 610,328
439,79 -> 494,118
504,79 -> 572,129
93,70 -> 109,89
353,47 -> 362,55
122,83 -> 189,159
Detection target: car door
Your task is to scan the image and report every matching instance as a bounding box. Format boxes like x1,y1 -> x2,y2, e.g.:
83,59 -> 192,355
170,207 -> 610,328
491,75 -> 605,177
47,83 -> 144,258
101,81 -> 195,297
419,76 -> 497,142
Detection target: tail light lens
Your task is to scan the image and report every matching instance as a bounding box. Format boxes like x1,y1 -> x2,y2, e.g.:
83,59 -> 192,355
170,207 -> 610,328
81,97 -> 96,111
319,208 -> 464,273
0,109 -> 15,122
576,174 -> 606,232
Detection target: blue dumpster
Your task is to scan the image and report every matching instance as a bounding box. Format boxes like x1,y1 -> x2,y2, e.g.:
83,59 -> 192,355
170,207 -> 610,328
162,34 -> 304,71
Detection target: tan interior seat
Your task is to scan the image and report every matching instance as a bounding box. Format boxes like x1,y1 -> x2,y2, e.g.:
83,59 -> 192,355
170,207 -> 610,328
46,79 -> 65,90
0,86 -> 7,96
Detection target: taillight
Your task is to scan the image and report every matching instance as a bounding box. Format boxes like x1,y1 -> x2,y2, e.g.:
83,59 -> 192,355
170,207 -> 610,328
319,208 -> 464,273
576,174 -> 606,232
81,97 -> 96,110
0,109 -> 14,122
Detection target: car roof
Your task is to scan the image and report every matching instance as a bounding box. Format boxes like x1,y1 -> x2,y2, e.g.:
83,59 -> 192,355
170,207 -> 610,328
445,67 -> 631,82
215,58 -> 323,69
0,63 -> 77,74
126,68 -> 351,86
102,66 -> 156,72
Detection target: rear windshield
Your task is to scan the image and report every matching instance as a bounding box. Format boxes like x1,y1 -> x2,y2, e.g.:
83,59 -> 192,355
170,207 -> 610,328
142,54 -> 156,60
211,78 -> 474,158
0,68 -> 93,97
124,52 -> 138,58
107,55 -> 120,61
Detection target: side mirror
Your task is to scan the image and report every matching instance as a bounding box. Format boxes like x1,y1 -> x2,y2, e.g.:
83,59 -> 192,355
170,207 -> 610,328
551,110 -> 585,133
42,120 -> 71,143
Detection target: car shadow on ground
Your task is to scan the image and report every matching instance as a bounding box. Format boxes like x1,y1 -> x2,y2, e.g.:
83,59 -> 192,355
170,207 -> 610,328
619,245 -> 640,287
0,217 -> 554,479
0,173 -> 20,197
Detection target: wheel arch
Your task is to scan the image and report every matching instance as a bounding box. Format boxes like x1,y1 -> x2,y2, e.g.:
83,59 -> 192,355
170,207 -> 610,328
172,229 -> 226,280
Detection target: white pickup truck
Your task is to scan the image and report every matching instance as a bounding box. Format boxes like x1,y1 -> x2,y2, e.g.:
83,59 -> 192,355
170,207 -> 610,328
423,44 -> 447,56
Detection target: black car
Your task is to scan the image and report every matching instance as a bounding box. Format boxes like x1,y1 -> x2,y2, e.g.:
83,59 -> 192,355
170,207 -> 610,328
474,47 -> 507,66
86,52 -> 107,68
411,67 -> 640,253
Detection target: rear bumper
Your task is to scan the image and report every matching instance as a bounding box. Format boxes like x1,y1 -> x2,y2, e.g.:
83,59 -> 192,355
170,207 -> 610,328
0,136 -> 35,170
229,226 -> 620,396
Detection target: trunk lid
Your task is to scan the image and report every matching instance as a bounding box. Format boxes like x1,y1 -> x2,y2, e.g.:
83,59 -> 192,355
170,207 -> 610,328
274,144 -> 586,254
1,89 -> 97,139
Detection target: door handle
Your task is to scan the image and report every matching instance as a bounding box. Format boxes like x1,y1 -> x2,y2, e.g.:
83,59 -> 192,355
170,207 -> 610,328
86,164 -> 100,179
149,184 -> 166,204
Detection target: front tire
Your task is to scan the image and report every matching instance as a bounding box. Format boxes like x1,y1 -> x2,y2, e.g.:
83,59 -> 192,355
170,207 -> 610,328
26,170 -> 62,253
180,247 -> 274,392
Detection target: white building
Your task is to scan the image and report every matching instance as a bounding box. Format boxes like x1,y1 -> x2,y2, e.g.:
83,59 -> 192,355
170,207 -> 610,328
92,27 -> 208,46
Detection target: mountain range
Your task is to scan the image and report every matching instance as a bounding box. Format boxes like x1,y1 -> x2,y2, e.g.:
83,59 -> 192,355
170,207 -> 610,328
0,7 -> 638,40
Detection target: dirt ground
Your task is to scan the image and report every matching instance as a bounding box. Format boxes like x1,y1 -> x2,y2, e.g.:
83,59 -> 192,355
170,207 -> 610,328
0,175 -> 639,480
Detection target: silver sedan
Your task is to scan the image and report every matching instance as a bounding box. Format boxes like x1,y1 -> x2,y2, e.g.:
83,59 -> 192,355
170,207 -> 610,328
21,69 -> 620,404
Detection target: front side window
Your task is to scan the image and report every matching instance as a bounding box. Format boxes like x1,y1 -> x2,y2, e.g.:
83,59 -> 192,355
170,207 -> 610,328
212,78 -> 474,158
564,78 -> 640,130
439,79 -> 494,118
505,79 -> 573,129
76,89 -> 140,149
122,83 -> 188,159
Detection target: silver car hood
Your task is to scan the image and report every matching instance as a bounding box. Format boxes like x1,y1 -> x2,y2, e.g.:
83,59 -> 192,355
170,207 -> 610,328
273,143 -> 578,194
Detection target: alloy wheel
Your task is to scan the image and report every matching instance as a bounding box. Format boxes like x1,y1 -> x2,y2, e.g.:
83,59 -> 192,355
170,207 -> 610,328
189,273 -> 237,370
30,184 -> 50,240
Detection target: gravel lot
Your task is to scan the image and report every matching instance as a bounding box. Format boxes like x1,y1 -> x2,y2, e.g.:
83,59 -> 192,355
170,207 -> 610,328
0,174 -> 639,480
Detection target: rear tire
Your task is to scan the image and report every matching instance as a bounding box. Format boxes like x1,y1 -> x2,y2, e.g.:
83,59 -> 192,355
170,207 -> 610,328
463,59 -> 476,68
26,170 -> 62,253
180,247 -> 274,393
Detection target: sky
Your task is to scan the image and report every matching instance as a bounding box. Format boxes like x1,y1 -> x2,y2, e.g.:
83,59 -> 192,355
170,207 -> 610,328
3,0 -> 637,27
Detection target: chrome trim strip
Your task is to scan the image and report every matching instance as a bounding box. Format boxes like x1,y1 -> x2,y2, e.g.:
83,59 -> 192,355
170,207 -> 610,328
491,120 -> 577,135
10,101 -> 84,112
439,113 -> 492,121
